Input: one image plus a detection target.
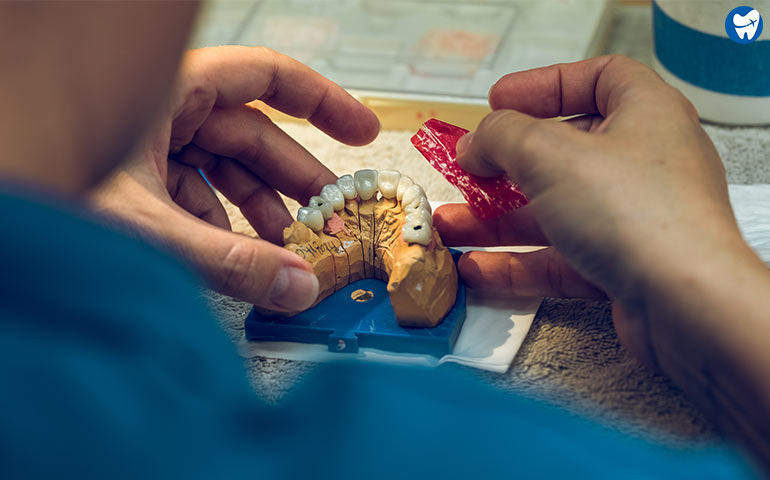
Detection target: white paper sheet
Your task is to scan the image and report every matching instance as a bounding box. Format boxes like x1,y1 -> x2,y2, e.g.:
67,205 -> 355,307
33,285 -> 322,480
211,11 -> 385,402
237,245 -> 543,373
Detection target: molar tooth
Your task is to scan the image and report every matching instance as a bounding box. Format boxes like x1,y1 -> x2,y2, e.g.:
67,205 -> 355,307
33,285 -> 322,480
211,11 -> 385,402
297,206 -> 324,232
377,169 -> 401,199
320,184 -> 345,211
308,195 -> 334,220
405,205 -> 432,226
401,184 -> 431,214
336,175 -> 357,200
354,169 -> 378,201
396,175 -> 414,201
404,195 -> 431,215
402,219 -> 432,246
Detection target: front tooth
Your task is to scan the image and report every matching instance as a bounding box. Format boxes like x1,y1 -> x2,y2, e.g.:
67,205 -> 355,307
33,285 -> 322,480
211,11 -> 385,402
405,205 -> 432,226
354,169 -> 378,201
336,175 -> 357,200
377,169 -> 401,199
396,175 -> 414,201
320,184 -> 345,211
401,184 -> 431,214
402,219 -> 432,246
308,195 -> 334,220
297,207 -> 324,232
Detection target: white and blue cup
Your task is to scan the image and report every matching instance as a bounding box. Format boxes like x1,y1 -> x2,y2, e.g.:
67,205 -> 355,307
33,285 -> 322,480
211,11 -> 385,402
653,1 -> 770,125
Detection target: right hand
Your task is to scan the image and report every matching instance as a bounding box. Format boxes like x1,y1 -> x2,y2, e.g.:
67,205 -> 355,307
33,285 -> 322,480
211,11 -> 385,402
434,55 -> 761,366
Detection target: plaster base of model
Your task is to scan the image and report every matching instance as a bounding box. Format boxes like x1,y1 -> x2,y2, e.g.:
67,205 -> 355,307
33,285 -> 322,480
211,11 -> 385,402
283,197 -> 457,328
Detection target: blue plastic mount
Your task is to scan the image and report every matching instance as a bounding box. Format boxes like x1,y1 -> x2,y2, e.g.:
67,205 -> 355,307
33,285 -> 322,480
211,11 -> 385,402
244,249 -> 467,357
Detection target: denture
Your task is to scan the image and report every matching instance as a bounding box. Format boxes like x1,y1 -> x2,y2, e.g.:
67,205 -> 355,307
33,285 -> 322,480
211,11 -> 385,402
283,169 -> 458,327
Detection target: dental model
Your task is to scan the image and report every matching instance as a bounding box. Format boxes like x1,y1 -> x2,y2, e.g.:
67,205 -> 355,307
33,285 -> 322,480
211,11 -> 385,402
282,169 -> 458,328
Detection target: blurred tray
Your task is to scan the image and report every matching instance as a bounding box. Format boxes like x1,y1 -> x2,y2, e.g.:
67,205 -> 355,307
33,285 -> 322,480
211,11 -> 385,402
192,0 -> 612,129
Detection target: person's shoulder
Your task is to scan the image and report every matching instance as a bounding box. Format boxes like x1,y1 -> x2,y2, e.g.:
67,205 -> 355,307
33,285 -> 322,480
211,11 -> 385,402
0,188 -> 212,329
1,188 -> 196,285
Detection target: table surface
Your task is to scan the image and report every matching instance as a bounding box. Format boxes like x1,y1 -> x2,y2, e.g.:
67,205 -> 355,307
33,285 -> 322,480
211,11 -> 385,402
204,5 -> 770,444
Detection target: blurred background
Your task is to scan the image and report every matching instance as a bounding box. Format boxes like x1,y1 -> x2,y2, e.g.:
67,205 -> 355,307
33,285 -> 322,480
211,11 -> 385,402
189,0 -> 652,129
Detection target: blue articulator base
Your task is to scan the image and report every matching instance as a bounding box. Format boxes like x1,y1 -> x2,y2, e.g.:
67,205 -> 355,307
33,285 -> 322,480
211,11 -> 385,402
245,249 -> 467,357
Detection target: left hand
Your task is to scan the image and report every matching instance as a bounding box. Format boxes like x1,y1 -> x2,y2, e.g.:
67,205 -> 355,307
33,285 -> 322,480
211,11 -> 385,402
91,46 -> 380,311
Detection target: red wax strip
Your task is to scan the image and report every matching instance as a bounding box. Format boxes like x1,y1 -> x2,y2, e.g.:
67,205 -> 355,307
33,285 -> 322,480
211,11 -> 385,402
410,118 -> 528,220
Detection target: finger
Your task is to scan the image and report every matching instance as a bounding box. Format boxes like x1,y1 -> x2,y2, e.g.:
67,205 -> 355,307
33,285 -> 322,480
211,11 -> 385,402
562,114 -> 604,133
166,159 -> 231,230
178,145 -> 292,244
433,203 -> 548,247
190,104 -> 337,204
455,109 -> 578,194
182,216 -> 319,312
174,46 -> 380,147
488,55 -> 675,120
101,174 -> 319,311
458,249 -> 607,299
612,302 -> 660,370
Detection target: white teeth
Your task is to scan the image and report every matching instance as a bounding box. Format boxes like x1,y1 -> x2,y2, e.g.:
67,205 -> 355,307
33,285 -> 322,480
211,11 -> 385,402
402,184 -> 433,246
405,205 -> 432,226
308,195 -> 334,220
402,219 -> 432,246
396,175 -> 414,201
401,184 -> 431,214
401,184 -> 424,206
404,197 -> 433,245
336,175 -> 357,200
354,169 -> 378,201
377,169 -> 401,199
297,207 -> 324,232
404,196 -> 431,216
320,184 -> 345,211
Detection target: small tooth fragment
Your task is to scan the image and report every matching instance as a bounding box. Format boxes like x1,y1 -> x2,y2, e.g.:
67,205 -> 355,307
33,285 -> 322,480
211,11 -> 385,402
402,219 -> 432,246
401,184 -> 431,214
337,175 -> 357,200
354,169 -> 378,201
297,206 -> 324,232
405,205 -> 432,226
308,195 -> 334,220
320,184 -> 345,211
396,175 -> 414,201
377,169 -> 401,199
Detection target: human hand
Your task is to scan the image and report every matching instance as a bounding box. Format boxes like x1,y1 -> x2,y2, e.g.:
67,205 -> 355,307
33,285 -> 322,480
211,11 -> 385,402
91,46 -> 379,312
434,55 -> 761,366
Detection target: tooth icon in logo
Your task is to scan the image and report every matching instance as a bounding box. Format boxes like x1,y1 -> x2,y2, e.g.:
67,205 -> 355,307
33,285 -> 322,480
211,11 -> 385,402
726,6 -> 763,43
734,8 -> 761,40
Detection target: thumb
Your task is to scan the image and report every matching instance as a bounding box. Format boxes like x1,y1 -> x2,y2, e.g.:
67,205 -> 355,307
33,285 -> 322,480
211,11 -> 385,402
93,172 -> 319,311
182,219 -> 319,312
455,109 -> 583,197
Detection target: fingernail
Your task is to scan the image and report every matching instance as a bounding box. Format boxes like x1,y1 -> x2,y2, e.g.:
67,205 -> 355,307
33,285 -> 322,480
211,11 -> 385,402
455,131 -> 474,157
269,267 -> 319,311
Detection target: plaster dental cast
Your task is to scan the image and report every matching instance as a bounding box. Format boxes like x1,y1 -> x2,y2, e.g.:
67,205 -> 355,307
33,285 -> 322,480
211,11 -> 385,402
286,169 -> 456,327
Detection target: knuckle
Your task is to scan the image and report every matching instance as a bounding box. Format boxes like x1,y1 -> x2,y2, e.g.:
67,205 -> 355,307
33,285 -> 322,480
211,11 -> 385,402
256,47 -> 283,101
676,93 -> 700,122
479,109 -> 517,136
218,241 -> 261,299
185,83 -> 216,115
516,121 -> 551,158
254,45 -> 279,59
545,250 -> 566,297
